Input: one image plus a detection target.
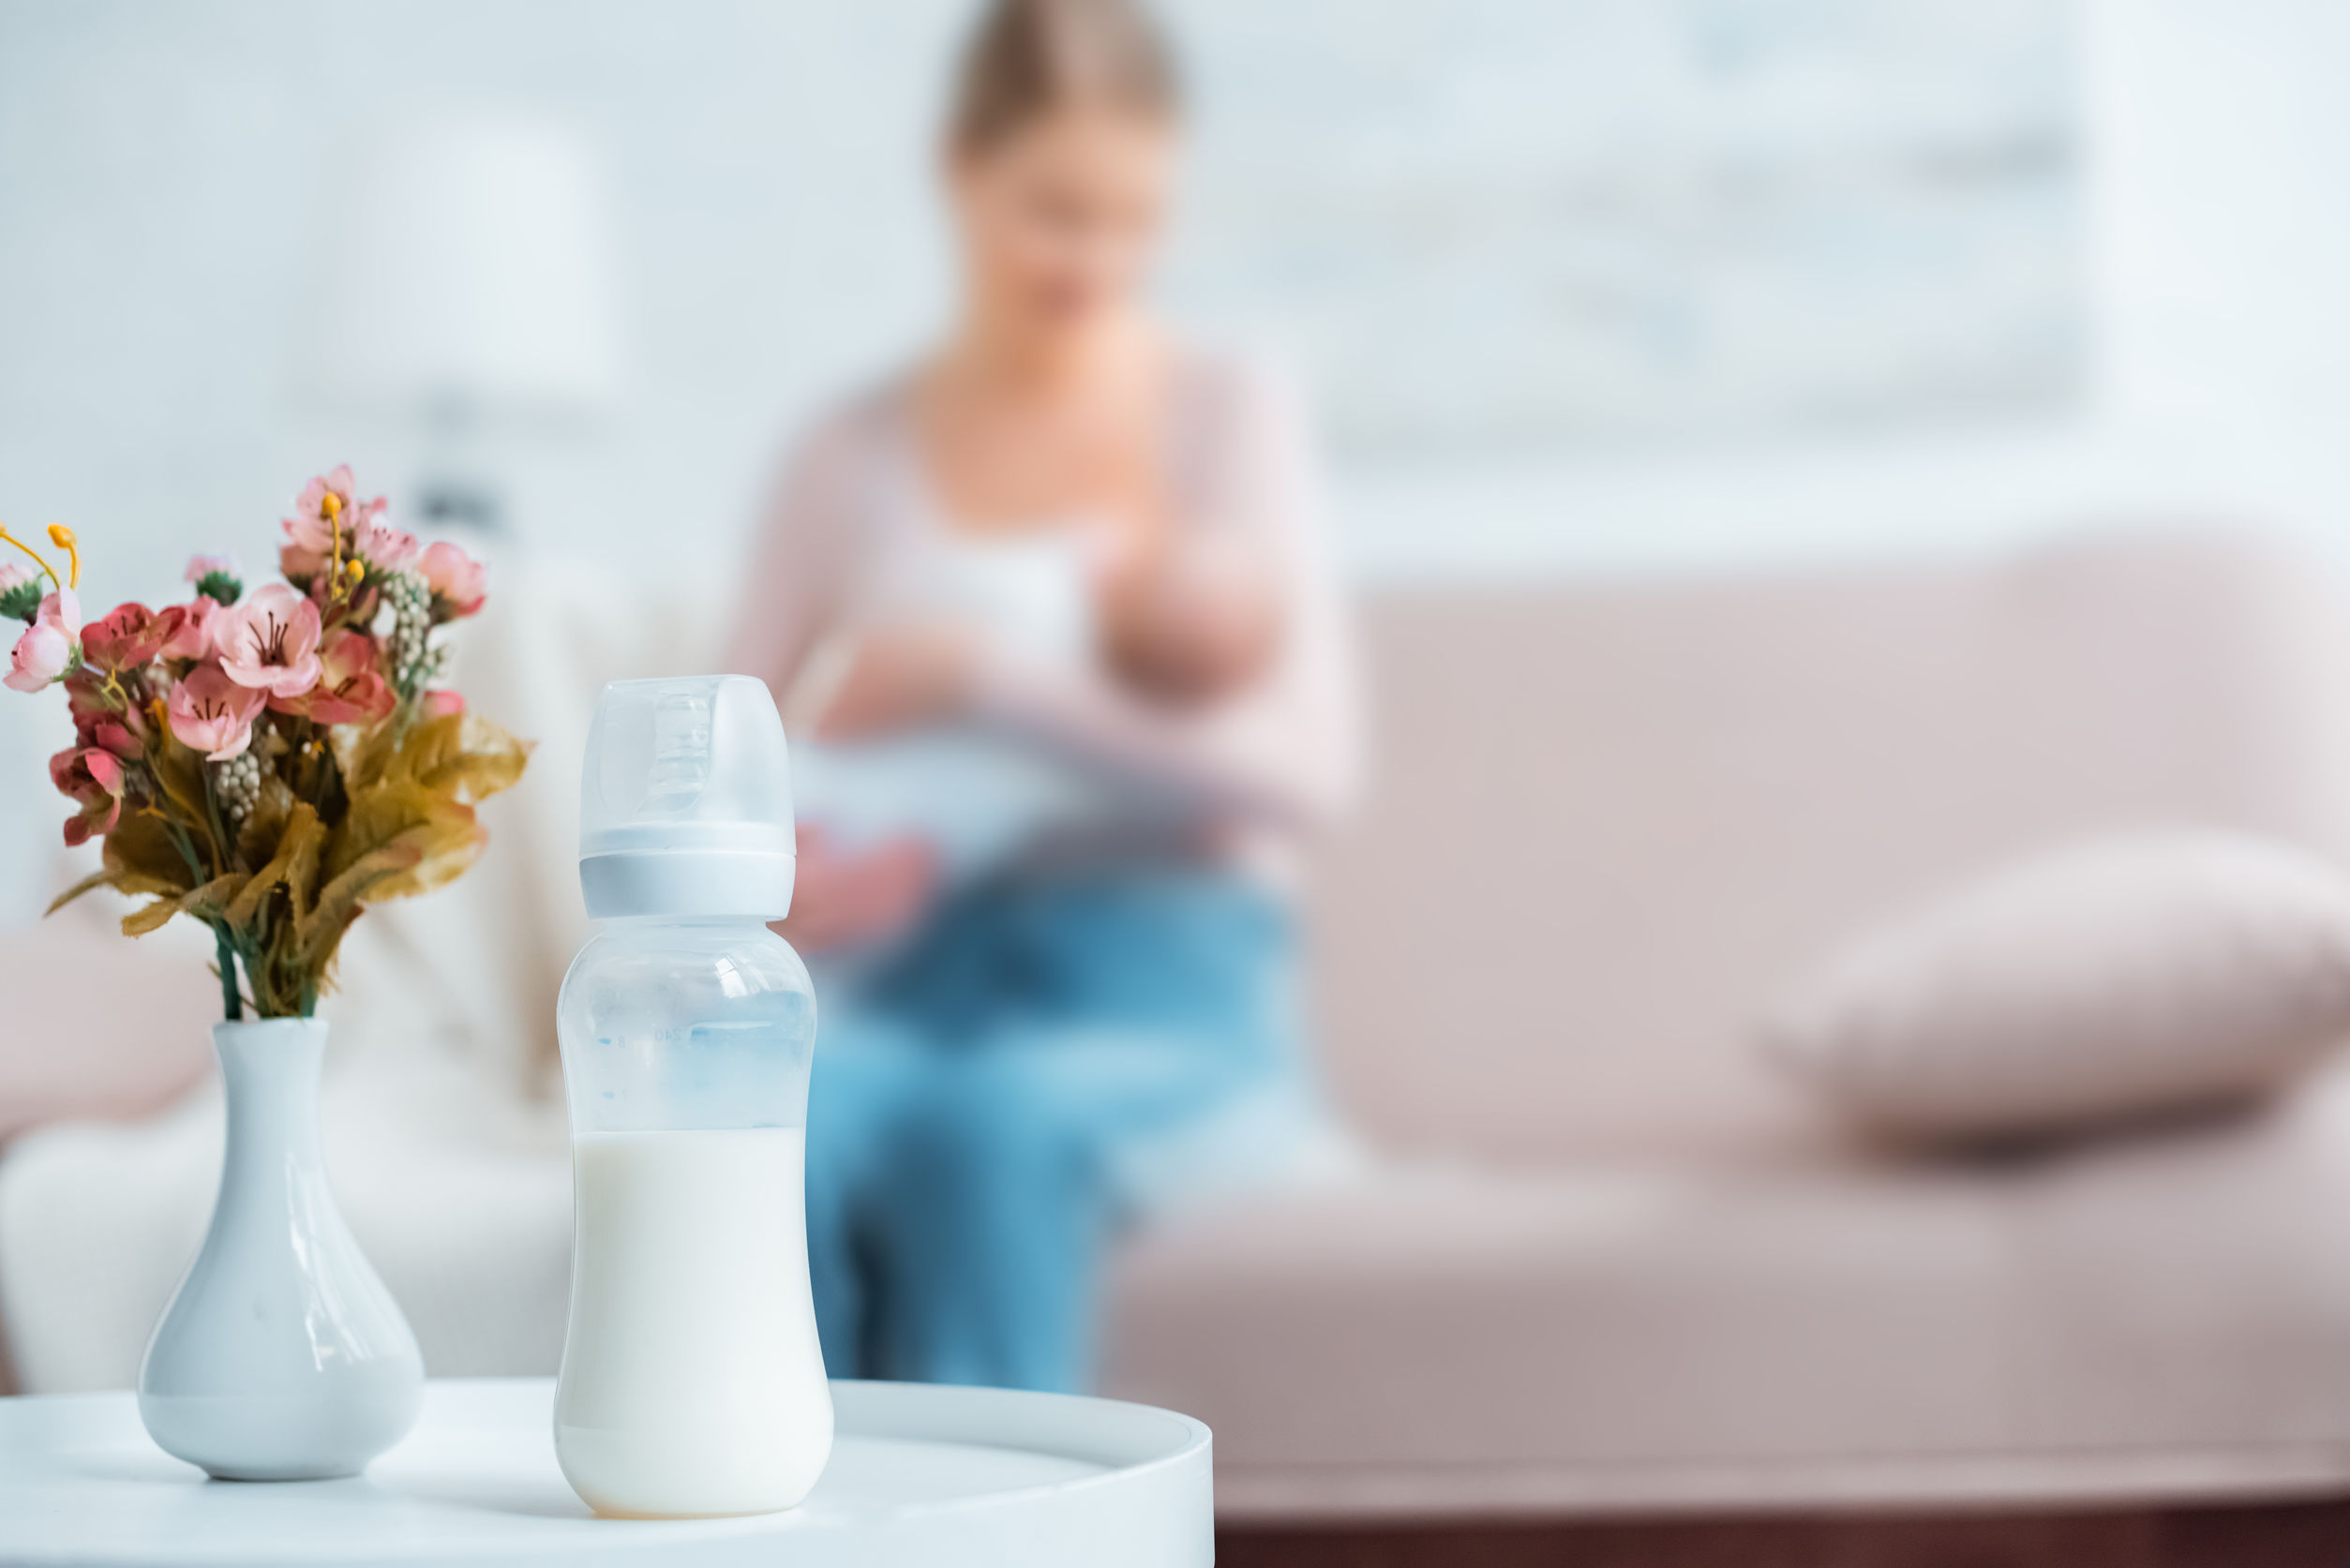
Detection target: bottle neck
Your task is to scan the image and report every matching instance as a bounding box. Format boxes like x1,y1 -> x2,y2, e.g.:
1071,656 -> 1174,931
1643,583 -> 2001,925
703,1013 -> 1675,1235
578,846 -> 795,921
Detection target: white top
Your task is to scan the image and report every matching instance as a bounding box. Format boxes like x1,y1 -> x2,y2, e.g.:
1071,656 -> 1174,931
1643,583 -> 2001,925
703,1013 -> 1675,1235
785,510 -> 1114,885
0,1378 -> 1212,1567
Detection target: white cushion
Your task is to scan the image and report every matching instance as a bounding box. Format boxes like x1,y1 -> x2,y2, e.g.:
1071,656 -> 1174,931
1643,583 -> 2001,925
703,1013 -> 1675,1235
1759,830 -> 2350,1142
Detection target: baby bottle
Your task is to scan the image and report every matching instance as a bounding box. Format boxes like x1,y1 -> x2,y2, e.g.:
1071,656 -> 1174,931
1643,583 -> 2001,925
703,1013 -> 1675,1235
553,675 -> 831,1518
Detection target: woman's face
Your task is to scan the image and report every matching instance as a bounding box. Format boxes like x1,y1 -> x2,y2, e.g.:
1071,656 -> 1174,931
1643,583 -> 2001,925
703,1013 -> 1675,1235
948,103 -> 1175,348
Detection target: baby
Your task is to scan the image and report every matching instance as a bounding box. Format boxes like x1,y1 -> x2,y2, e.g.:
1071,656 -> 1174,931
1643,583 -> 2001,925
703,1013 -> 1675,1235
786,525 -> 1282,897
1097,529 -> 1283,710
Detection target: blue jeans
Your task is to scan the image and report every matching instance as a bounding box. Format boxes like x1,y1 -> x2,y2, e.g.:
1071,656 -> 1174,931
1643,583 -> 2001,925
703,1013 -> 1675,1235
802,868 -> 1298,1393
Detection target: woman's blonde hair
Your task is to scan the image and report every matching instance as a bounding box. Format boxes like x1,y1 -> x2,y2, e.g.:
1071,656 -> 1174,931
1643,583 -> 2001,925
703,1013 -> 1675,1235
947,0 -> 1181,157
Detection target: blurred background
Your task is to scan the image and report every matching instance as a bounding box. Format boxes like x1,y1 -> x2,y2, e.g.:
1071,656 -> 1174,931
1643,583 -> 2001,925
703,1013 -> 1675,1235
6,0 -> 2350,911
17,2 -> 2350,1559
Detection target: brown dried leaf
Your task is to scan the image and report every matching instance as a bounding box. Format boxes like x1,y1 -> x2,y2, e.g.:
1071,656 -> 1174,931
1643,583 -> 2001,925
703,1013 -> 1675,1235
149,739 -> 215,846
102,811 -> 199,898
390,713 -> 531,805
225,802 -> 323,928
122,873 -> 248,937
371,815 -> 486,902
235,774 -> 299,868
328,779 -> 438,875
45,868 -> 114,917
331,720 -> 399,796
297,836 -> 427,958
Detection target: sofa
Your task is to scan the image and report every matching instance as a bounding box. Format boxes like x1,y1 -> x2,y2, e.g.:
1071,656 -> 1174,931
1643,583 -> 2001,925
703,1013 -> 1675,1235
11,528 -> 2350,1522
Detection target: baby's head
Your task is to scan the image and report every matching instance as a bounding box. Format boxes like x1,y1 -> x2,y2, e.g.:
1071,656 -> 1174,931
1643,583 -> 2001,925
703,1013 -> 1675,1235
1098,532 -> 1282,708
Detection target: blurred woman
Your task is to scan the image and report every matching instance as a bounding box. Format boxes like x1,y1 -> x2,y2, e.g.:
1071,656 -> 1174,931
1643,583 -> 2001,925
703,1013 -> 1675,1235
725,0 -> 1358,1393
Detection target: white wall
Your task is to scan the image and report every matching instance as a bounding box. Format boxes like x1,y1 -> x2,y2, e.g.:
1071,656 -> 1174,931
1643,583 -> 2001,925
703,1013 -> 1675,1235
3,0 -> 2346,585
1340,0 -> 2350,582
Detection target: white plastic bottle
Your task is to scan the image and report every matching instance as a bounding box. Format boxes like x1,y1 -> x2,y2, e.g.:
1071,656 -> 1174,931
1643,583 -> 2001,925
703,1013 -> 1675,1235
553,675 -> 831,1518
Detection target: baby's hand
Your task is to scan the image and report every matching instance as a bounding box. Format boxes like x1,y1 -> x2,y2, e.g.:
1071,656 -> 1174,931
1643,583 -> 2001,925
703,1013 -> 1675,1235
772,826 -> 936,952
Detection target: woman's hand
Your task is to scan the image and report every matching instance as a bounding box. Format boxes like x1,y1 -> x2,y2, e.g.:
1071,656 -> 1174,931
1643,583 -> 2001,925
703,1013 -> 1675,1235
772,826 -> 938,953
815,624 -> 983,741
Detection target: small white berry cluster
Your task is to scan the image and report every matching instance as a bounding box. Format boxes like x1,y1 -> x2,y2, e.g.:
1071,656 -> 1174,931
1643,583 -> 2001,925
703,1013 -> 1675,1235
376,571 -> 438,694
212,751 -> 263,826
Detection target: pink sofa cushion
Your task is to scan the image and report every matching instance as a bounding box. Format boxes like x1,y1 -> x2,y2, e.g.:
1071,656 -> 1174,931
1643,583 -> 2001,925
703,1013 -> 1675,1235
1761,829 -> 2350,1142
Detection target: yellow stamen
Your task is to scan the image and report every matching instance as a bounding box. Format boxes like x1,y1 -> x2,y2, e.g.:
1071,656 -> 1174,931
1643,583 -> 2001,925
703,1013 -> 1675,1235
346,559 -> 365,581
46,525 -> 80,589
0,524 -> 61,589
322,492 -> 342,521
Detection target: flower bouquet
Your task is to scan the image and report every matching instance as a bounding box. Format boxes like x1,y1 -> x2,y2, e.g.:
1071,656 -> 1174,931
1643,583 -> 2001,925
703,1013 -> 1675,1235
6,464 -> 528,1018
3,466 -> 528,1480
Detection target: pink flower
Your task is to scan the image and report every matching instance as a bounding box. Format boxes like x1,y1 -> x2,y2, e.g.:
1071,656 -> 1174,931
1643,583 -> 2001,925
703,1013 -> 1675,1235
157,596 -> 217,660
49,741 -> 126,846
6,589 -> 80,693
0,561 -> 29,595
278,628 -> 395,725
280,538 -> 328,583
421,689 -> 466,718
167,662 -> 266,761
352,499 -> 419,571
216,582 -> 322,699
184,553 -> 238,585
419,540 -> 487,618
282,466 -> 408,575
284,466 -> 358,556
81,603 -> 173,674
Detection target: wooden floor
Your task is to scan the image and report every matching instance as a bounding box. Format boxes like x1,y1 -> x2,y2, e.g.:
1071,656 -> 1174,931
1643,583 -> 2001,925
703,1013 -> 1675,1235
1217,1498 -> 2350,1568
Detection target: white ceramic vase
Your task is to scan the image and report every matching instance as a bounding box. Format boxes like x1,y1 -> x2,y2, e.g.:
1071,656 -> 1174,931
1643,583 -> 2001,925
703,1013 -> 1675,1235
137,1018 -> 423,1481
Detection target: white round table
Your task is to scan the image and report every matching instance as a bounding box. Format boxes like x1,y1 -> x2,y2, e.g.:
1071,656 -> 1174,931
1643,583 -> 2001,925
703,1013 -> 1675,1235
0,1378 -> 1213,1566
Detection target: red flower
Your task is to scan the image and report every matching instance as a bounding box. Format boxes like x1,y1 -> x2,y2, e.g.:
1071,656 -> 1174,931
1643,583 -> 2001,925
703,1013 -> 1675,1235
49,741 -> 126,846
81,603 -> 174,673
157,597 -> 217,661
66,676 -> 141,745
275,628 -> 395,726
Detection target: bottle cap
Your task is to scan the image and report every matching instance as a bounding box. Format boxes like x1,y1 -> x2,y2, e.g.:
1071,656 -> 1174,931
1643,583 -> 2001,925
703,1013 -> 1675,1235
578,675 -> 796,919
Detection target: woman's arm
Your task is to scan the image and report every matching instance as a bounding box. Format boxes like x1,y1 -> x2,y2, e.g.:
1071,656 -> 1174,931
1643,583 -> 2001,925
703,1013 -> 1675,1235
729,398 -> 954,953
965,354 -> 1364,834
722,403 -> 875,709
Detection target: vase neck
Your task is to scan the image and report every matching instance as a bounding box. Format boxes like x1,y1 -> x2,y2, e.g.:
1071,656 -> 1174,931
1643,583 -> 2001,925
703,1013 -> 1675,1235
212,1019 -> 329,1178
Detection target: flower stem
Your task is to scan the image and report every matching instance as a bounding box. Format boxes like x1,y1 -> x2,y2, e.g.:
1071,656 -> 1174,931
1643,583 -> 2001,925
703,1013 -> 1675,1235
215,923 -> 243,1023
202,765 -> 237,876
